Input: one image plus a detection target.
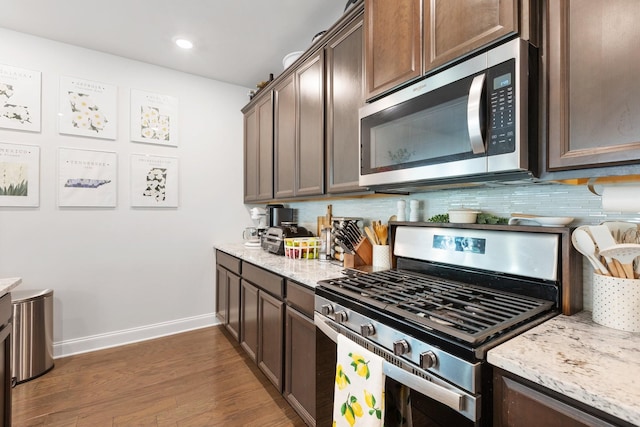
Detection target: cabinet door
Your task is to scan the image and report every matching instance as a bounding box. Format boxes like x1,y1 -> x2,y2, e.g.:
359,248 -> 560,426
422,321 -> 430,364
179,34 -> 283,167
494,370 -> 620,427
296,52 -> 325,197
240,280 -> 259,362
243,106 -> 259,202
274,74 -> 296,199
326,14 -> 365,194
284,306 -> 316,425
225,271 -> 241,342
258,291 -> 284,391
547,0 -> 640,170
244,92 -> 274,202
424,0 -> 517,72
215,266 -> 228,325
364,0 -> 422,99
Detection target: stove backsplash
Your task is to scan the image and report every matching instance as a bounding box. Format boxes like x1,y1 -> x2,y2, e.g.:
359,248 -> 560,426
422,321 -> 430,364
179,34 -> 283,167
284,182 -> 640,312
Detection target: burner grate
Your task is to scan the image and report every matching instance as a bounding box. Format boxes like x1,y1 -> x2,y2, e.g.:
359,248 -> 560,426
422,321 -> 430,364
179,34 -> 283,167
321,269 -> 554,345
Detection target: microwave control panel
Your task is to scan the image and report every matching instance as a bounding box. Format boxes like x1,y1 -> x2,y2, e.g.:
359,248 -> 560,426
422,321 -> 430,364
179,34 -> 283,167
487,59 -> 516,155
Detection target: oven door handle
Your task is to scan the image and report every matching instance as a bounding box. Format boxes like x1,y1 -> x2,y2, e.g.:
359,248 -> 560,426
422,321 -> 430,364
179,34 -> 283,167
315,313 -> 339,342
382,360 -> 463,412
467,73 -> 486,155
315,313 -> 464,413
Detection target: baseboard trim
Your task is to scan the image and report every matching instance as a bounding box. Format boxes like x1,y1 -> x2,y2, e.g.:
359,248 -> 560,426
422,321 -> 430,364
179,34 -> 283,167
54,314 -> 222,358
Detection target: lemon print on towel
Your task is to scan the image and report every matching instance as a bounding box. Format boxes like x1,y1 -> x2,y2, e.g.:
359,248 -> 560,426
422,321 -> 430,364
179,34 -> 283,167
335,364 -> 351,390
340,394 -> 364,426
364,389 -> 383,420
349,352 -> 370,379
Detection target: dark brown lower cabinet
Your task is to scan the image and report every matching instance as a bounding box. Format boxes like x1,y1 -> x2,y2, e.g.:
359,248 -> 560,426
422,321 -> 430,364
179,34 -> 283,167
258,291 -> 284,391
0,293 -> 11,426
284,281 -> 316,426
240,280 -> 258,361
493,368 -> 631,427
215,251 -> 242,342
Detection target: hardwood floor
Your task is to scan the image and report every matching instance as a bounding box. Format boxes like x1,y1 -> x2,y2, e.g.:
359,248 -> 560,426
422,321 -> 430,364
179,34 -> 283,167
11,326 -> 306,427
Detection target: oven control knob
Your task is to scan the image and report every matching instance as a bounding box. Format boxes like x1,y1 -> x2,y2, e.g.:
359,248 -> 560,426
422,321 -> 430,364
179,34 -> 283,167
321,304 -> 334,316
360,323 -> 375,337
393,339 -> 410,356
420,351 -> 438,369
335,311 -> 348,323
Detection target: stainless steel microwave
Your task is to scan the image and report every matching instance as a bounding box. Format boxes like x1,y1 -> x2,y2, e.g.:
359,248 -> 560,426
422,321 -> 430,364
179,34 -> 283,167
359,38 -> 537,190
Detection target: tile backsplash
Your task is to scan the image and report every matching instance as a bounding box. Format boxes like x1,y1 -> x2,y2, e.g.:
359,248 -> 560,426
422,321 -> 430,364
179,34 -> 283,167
277,182 -> 640,311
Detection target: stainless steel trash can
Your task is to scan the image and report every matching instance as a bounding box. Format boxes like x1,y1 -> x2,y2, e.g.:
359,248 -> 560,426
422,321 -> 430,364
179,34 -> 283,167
11,289 -> 54,384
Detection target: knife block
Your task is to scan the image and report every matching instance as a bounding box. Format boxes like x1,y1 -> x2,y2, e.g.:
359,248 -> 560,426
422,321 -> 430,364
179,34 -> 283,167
342,238 -> 373,268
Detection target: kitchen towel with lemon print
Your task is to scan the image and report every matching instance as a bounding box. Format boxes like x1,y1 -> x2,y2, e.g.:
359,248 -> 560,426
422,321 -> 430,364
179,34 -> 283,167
333,334 -> 385,427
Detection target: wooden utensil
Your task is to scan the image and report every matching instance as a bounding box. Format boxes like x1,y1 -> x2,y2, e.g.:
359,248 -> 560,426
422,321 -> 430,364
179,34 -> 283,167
599,244 -> 640,280
373,222 -> 388,245
588,225 -> 623,278
364,226 -> 379,245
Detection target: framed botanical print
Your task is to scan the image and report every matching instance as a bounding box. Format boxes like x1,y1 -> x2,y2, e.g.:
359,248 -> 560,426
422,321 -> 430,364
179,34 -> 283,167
58,148 -> 117,207
0,64 -> 41,132
130,89 -> 178,146
58,76 -> 118,140
0,142 -> 40,206
130,154 -> 178,207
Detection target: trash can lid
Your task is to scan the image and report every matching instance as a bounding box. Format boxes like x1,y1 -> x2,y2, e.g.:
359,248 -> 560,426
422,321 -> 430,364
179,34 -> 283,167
11,289 -> 53,303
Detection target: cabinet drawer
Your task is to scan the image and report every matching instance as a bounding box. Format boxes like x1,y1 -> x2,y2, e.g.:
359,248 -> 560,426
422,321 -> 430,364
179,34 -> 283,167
286,281 -> 314,318
216,250 -> 241,275
243,262 -> 284,298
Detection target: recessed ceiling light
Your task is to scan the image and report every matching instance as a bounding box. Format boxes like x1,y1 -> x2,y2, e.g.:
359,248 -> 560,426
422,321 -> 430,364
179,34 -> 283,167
175,38 -> 193,49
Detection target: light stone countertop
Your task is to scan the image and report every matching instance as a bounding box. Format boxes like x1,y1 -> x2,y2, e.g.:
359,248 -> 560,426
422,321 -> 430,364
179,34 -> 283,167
214,243 -> 346,289
487,311 -> 640,426
0,277 -> 22,297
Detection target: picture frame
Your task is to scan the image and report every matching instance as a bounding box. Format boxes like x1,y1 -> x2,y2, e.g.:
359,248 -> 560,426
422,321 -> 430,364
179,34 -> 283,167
58,147 -> 117,207
58,76 -> 117,140
130,154 -> 178,207
0,64 -> 41,132
130,89 -> 178,146
0,142 -> 40,207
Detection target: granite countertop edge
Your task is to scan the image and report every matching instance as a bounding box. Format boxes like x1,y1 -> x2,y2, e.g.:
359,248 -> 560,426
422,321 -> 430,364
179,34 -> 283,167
214,242 -> 345,289
0,277 -> 22,297
487,311 -> 640,425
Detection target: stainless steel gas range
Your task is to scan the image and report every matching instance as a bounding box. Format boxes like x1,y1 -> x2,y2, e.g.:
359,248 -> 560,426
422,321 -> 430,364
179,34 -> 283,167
314,222 -> 581,427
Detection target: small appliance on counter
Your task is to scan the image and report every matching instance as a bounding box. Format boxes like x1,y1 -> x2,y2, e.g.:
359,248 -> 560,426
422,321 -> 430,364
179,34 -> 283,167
262,222 -> 313,255
265,204 -> 294,227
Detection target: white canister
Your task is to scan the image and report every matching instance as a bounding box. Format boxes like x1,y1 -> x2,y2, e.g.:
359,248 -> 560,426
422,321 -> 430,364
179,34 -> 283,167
592,273 -> 640,332
372,244 -> 391,269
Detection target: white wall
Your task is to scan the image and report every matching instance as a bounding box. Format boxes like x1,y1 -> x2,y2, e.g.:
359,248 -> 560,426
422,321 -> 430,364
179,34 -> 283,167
0,29 -> 253,357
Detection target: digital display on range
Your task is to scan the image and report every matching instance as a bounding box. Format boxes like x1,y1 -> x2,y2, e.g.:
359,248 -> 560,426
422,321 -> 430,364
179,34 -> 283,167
433,235 -> 486,254
493,73 -> 512,90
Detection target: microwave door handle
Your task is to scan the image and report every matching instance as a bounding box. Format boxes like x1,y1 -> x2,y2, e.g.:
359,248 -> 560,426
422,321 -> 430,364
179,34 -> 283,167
467,73 -> 486,154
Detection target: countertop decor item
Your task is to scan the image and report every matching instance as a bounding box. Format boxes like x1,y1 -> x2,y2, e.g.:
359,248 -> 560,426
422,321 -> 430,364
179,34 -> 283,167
448,209 -> 480,224
509,213 -> 574,227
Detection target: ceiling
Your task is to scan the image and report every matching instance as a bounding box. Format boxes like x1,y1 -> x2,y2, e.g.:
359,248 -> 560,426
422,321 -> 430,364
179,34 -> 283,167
0,0 -> 348,89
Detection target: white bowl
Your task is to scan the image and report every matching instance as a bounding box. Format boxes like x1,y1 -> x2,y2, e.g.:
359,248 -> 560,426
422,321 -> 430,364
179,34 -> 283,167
282,51 -> 304,69
448,209 -> 480,224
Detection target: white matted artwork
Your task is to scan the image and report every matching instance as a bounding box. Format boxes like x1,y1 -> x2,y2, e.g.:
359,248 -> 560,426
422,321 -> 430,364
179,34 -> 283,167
58,76 -> 117,140
0,142 -> 39,207
0,64 -> 41,132
130,154 -> 178,207
130,89 -> 178,146
58,148 -> 117,207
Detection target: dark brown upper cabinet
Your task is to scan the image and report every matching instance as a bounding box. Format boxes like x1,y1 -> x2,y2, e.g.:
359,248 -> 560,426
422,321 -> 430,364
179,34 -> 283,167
545,0 -> 640,172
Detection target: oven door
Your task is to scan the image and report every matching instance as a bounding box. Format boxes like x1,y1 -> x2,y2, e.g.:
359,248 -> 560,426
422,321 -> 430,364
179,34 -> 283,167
315,312 -> 481,426
359,38 -> 529,189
